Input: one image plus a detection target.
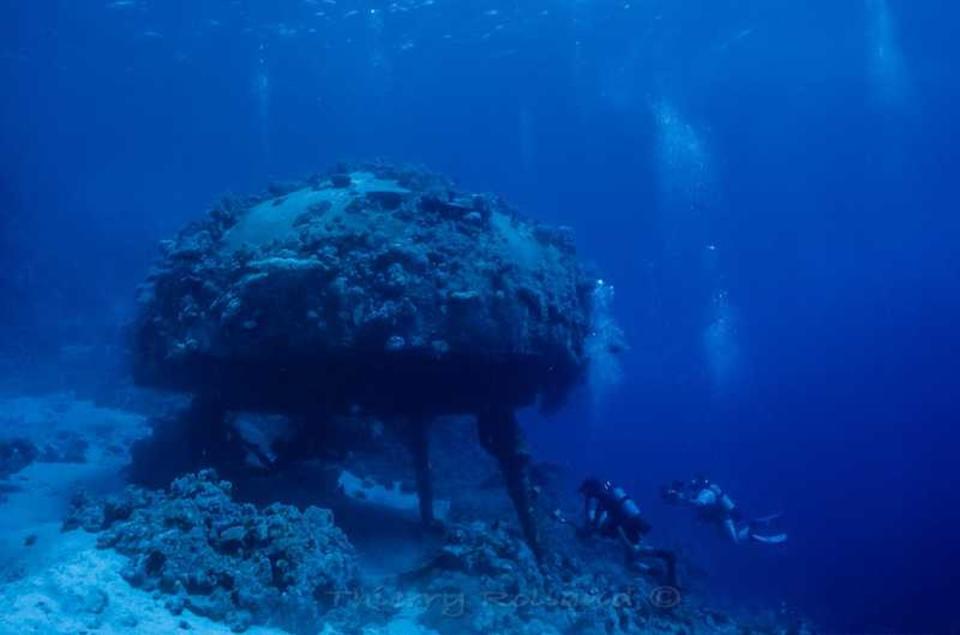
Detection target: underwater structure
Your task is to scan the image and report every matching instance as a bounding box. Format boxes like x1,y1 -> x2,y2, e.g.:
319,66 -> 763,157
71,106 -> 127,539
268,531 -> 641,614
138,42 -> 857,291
132,163 -> 614,557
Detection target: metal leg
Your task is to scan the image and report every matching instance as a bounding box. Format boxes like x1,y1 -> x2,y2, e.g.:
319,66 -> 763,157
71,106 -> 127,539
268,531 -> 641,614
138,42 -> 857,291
477,408 -> 542,561
406,416 -> 436,527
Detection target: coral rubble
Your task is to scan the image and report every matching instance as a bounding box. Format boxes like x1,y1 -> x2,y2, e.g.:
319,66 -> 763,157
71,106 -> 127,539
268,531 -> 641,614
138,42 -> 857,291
65,469 -> 812,635
65,470 -> 362,634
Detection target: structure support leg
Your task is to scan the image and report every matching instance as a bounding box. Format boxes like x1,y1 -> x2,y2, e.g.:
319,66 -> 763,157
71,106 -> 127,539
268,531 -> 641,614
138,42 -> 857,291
477,408 -> 542,561
406,416 -> 436,527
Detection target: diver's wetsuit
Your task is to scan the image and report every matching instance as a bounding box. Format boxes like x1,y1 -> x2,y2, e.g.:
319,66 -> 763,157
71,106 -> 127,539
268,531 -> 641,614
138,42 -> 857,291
583,482 -> 651,542
580,480 -> 676,586
687,482 -> 787,545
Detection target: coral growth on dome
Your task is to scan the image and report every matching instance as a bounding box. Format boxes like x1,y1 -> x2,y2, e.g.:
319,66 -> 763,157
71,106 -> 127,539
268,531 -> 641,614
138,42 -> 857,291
133,163 -> 601,416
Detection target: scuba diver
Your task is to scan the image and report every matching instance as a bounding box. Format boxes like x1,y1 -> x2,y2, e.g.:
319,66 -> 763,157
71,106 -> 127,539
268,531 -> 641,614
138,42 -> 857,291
572,478 -> 677,586
661,476 -> 788,545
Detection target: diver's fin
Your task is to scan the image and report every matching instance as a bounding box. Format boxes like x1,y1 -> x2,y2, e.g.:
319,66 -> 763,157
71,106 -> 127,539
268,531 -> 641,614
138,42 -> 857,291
749,513 -> 782,527
751,533 -> 788,545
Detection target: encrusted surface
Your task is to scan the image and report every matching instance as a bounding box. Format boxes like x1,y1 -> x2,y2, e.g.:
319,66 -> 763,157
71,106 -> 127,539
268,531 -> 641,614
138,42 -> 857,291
64,470 -> 361,634
133,163 -> 596,414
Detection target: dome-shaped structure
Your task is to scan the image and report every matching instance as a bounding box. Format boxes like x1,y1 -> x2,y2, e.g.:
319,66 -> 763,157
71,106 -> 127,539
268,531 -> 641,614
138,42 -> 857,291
131,163 -> 618,558
133,163 -> 596,416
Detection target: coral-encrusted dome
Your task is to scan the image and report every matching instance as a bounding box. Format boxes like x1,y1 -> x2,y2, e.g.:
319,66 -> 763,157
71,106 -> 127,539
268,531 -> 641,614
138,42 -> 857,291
133,163 -> 599,415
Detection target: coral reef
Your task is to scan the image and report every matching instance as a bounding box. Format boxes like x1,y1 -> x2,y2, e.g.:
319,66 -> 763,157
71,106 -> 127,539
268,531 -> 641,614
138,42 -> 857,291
64,470 -> 362,634
63,472 -> 813,635
395,516 -> 813,635
398,520 -> 688,635
0,438 -> 37,480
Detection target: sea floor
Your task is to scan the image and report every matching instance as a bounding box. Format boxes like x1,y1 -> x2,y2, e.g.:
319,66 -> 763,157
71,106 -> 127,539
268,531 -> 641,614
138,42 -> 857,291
0,390 -> 810,634
0,394 -> 282,634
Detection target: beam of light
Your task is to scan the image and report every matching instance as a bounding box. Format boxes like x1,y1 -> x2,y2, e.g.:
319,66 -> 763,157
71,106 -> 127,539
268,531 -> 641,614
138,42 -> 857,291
866,0 -> 910,109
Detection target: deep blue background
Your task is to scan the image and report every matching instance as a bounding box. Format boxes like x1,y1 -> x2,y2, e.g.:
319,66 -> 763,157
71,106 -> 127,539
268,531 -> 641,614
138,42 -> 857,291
2,1 -> 959,631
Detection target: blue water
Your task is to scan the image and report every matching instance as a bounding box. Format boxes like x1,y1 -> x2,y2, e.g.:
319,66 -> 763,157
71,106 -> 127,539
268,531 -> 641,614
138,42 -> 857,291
2,1 -> 959,632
